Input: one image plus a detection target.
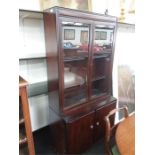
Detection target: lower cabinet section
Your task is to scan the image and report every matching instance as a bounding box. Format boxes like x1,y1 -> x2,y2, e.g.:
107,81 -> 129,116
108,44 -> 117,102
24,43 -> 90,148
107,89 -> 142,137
66,111 -> 94,154
49,99 -> 116,154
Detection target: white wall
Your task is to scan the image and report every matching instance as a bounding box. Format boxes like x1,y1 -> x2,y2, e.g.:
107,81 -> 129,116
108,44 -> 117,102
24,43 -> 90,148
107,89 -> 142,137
92,0 -> 120,16
92,0 -> 135,24
113,24 -> 135,99
116,24 -> 135,69
19,15 -> 45,58
19,12 -> 48,131
19,0 -> 41,11
114,24 -> 135,122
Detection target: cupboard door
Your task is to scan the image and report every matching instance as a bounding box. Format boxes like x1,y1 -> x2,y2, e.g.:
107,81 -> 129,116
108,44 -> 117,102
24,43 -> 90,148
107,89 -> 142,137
94,101 -> 116,142
60,19 -> 91,108
90,24 -> 115,99
66,111 -> 94,154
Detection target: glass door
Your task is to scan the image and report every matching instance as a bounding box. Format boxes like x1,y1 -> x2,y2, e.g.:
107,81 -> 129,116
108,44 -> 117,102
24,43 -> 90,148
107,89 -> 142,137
91,23 -> 115,98
61,19 -> 90,108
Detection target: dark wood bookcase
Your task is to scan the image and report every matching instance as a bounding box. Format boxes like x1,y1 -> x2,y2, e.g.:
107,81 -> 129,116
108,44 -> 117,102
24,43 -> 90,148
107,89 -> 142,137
19,76 -> 35,155
44,7 -> 117,154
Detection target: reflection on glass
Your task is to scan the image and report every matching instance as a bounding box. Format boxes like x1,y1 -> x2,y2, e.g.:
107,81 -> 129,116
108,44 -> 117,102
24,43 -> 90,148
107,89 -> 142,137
91,79 -> 108,98
62,21 -> 89,107
91,44 -> 111,98
91,24 -> 114,98
93,25 -> 114,56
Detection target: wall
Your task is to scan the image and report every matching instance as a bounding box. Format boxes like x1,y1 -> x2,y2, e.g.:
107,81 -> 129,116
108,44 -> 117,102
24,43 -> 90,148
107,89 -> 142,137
19,0 -> 41,11
19,12 -> 48,131
92,0 -> 120,16
115,24 -> 135,116
19,14 -> 45,58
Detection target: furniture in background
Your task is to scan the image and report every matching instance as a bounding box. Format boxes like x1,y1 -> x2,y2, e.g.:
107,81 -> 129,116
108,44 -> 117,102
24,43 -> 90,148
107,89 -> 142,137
116,113 -> 135,155
19,76 -> 35,155
44,7 -> 117,154
104,106 -> 135,155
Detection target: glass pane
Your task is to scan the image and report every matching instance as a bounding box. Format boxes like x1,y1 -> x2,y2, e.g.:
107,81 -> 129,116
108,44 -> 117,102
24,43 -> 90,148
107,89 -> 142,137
91,79 -> 108,98
62,21 -> 89,107
91,25 -> 113,98
93,25 -> 114,56
91,57 -> 110,98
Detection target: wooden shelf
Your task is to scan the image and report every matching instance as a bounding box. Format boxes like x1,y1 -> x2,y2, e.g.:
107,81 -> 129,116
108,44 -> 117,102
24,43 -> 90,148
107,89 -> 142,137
92,75 -> 106,82
64,52 -> 111,61
64,56 -> 86,62
19,56 -> 47,61
19,9 -> 43,19
93,54 -> 111,59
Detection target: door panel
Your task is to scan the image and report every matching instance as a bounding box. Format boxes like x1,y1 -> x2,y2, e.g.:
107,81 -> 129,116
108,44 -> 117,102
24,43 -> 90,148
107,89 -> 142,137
90,24 -> 115,99
66,111 -> 94,154
60,20 -> 91,108
94,101 -> 116,142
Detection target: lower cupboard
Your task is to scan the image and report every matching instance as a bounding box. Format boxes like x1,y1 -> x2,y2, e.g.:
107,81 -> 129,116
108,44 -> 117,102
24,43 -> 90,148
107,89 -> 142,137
49,99 -> 116,154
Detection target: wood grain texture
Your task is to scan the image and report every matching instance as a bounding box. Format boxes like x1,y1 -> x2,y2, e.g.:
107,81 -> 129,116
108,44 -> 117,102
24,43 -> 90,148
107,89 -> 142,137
116,114 -> 135,155
19,76 -> 35,155
66,111 -> 94,154
49,99 -> 116,154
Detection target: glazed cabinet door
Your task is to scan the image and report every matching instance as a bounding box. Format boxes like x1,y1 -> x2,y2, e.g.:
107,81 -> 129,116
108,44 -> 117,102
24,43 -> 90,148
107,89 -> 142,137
59,18 -> 92,109
90,23 -> 115,99
66,111 -> 95,154
94,100 -> 116,142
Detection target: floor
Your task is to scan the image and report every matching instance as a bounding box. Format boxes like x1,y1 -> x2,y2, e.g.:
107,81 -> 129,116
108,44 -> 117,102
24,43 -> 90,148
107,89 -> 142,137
33,126 -> 106,155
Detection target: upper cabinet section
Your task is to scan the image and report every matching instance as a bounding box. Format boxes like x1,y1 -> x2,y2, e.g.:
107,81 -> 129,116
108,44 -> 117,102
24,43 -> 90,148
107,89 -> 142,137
43,7 -> 117,113
45,7 -> 117,23
62,21 -> 90,60
93,24 -> 114,55
61,20 -> 91,107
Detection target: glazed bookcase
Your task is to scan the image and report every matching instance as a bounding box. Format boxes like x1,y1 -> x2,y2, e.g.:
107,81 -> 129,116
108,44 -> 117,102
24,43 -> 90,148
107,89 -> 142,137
44,7 -> 117,154
44,7 -> 117,114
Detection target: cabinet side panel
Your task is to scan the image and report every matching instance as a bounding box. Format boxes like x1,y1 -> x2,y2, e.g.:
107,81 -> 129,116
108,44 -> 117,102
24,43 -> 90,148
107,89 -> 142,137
43,13 -> 59,111
49,119 -> 66,154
